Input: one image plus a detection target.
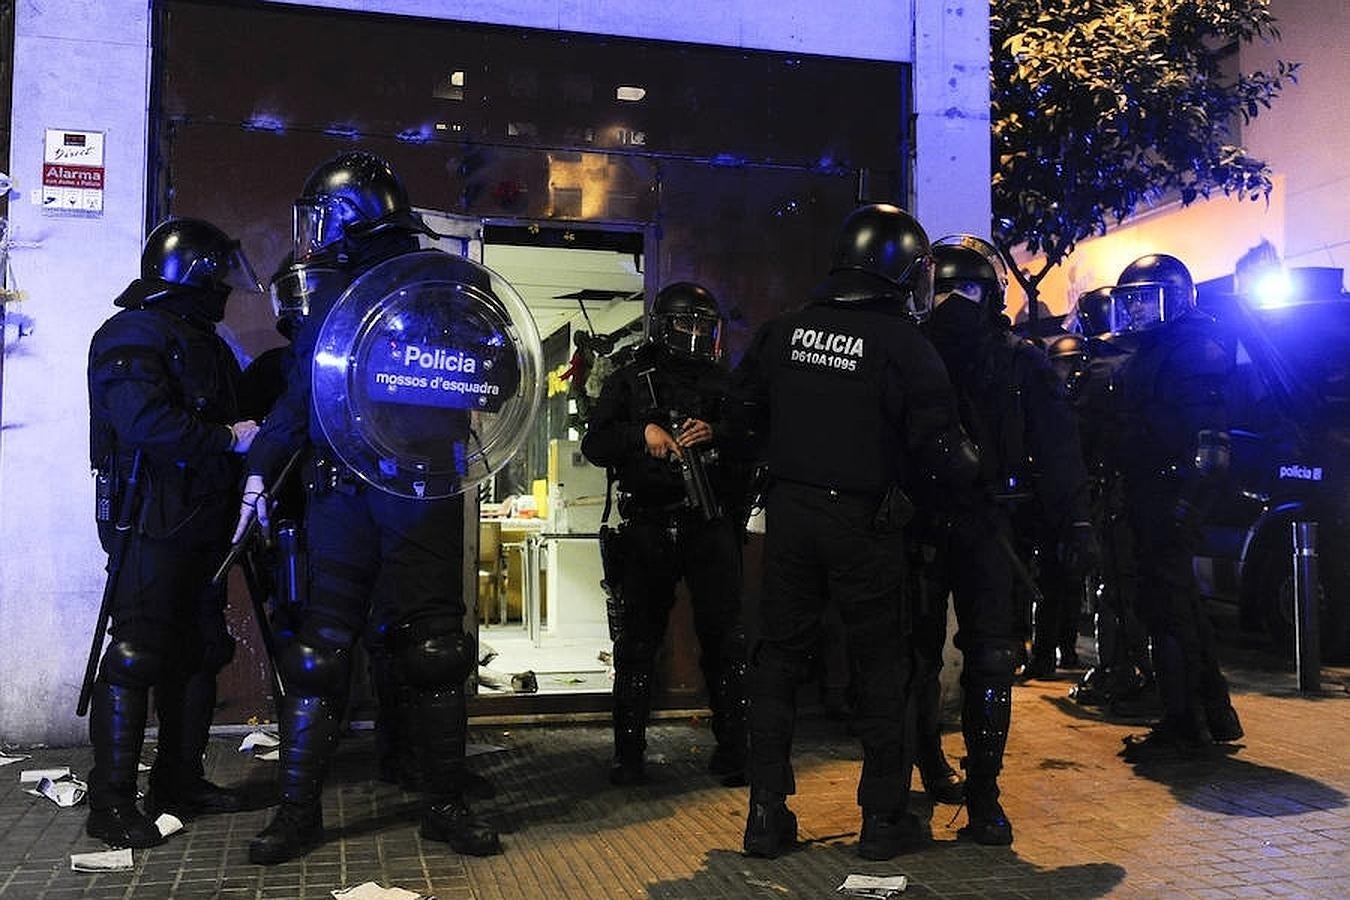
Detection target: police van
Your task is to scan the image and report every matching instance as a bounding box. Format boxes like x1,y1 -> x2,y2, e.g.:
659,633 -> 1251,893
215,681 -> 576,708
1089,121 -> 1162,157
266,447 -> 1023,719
1195,268 -> 1350,663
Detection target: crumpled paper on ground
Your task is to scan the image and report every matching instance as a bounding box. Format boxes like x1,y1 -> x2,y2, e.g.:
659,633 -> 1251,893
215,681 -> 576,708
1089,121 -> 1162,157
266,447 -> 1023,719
27,775 -> 87,807
239,729 -> 280,760
70,848 -> 134,872
155,812 -> 184,838
0,753 -> 31,767
837,873 -> 908,897
330,883 -> 427,900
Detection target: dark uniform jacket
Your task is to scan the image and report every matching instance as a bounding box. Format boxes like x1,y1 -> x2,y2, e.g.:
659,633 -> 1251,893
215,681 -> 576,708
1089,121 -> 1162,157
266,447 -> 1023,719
929,324 -> 1092,534
733,283 -> 966,496
1114,312 -> 1233,508
581,342 -> 751,513
88,294 -> 243,549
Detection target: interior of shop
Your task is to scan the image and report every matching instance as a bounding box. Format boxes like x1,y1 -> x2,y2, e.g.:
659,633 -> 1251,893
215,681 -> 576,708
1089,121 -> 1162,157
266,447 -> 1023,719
465,228 -> 646,698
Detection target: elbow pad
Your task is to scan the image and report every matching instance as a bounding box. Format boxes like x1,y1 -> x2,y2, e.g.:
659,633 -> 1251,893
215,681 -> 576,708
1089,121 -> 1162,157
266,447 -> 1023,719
1194,429 -> 1231,478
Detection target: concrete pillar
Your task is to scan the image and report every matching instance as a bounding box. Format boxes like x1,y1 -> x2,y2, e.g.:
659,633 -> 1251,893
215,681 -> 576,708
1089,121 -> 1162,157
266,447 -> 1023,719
1,1 -> 151,745
913,0 -> 992,240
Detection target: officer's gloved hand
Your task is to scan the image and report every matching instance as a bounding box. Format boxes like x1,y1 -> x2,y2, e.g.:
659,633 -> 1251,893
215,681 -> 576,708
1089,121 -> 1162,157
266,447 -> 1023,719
232,473 -> 269,544
1057,521 -> 1100,578
644,423 -> 681,460
675,418 -> 713,449
229,419 -> 260,454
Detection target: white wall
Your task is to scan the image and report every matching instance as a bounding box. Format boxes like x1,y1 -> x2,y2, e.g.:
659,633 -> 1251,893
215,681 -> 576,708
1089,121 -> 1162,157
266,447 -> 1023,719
265,0 -> 917,63
0,0 -> 988,745
1242,0 -> 1350,271
0,2 -> 153,747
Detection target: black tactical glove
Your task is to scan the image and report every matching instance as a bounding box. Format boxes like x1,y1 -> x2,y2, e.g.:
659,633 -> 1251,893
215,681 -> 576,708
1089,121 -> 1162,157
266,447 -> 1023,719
1057,521 -> 1100,578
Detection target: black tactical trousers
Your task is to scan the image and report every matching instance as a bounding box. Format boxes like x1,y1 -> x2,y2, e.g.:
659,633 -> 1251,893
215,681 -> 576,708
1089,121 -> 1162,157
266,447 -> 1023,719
89,536 -> 234,810
1129,498 -> 1232,738
911,507 -> 1018,788
274,487 -> 469,805
612,509 -> 746,754
750,481 -> 911,812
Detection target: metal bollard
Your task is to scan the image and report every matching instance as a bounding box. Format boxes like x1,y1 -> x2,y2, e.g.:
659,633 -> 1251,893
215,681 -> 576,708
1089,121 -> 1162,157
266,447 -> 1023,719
1291,520 -> 1321,695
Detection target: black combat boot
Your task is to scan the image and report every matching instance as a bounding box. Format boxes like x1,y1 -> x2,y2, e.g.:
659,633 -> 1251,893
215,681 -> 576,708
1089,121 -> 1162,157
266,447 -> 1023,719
707,657 -> 748,787
1206,703 -> 1243,743
249,801 -> 323,865
407,682 -> 503,856
421,794 -> 502,856
610,670 -> 651,785
86,682 -> 164,849
1201,663 -> 1243,743
742,789 -> 797,858
958,681 -> 1014,846
914,675 -> 964,804
146,671 -> 242,818
858,809 -> 927,860
247,694 -> 340,865
960,775 -> 1013,846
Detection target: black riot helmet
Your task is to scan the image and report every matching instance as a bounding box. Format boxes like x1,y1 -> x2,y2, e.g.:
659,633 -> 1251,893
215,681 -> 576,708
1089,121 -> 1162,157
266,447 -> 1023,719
649,282 -> 723,361
115,217 -> 263,312
1046,332 -> 1090,395
268,252 -> 351,339
1110,253 -> 1196,333
293,150 -> 437,261
930,236 -> 1008,331
829,204 -> 934,319
1071,286 -> 1114,337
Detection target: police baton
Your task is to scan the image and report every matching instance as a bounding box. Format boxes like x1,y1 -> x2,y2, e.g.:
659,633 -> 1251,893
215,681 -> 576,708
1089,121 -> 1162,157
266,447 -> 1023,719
76,450 -> 143,717
994,527 -> 1045,608
211,449 -> 303,586
986,491 -> 1046,607
238,549 -> 287,700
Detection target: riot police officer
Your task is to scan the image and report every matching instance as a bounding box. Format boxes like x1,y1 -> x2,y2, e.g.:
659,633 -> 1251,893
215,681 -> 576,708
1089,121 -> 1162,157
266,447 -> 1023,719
910,235 -> 1095,845
732,204 -> 978,861
1024,333 -> 1096,676
85,217 -> 263,847
235,151 -> 503,864
581,282 -> 752,787
1109,254 -> 1243,756
1058,292 -> 1156,709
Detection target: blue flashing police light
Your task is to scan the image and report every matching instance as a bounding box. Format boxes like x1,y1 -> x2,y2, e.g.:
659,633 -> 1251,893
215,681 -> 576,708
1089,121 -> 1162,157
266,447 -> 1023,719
1252,269 -> 1295,309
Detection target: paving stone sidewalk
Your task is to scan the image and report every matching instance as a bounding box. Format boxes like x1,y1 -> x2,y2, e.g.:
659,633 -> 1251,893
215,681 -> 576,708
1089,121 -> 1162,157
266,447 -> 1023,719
2,661 -> 1347,899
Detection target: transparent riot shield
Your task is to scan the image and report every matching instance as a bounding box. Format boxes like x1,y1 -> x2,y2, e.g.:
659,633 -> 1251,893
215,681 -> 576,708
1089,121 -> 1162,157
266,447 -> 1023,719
313,250 -> 543,499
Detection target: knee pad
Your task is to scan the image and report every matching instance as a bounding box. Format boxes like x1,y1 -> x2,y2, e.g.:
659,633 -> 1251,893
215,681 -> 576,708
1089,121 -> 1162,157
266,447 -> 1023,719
99,640 -> 163,689
395,628 -> 475,689
278,640 -> 352,696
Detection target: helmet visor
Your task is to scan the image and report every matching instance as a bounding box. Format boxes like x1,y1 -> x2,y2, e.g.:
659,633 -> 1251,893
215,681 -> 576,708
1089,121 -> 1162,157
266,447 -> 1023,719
219,243 -> 264,294
663,311 -> 722,360
1110,284 -> 1166,332
294,196 -> 362,261
270,263 -> 349,321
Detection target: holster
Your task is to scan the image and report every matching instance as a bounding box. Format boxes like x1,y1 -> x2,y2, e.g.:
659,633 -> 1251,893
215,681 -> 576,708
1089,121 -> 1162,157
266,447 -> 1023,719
598,523 -> 625,642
